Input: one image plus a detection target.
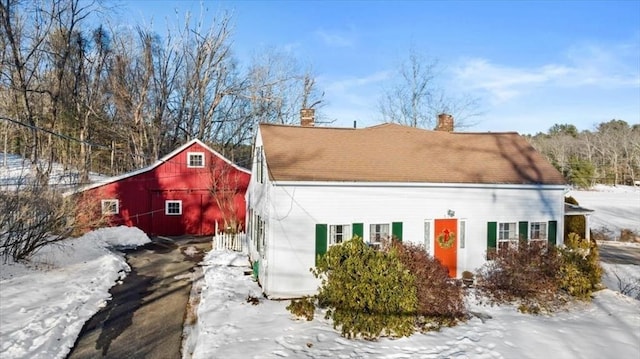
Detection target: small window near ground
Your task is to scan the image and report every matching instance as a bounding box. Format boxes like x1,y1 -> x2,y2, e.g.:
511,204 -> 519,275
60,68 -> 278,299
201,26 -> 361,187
329,224 -> 351,246
370,223 -> 390,244
530,222 -> 548,242
101,199 -> 119,215
187,152 -> 205,168
498,222 -> 518,251
165,200 -> 182,215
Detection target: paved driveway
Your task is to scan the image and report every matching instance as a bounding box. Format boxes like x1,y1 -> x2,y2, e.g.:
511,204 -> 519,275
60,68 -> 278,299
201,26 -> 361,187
66,236 -> 211,359
598,241 -> 640,265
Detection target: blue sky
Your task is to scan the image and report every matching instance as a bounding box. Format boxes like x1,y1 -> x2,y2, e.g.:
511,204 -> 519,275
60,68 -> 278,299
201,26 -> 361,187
118,0 -> 640,134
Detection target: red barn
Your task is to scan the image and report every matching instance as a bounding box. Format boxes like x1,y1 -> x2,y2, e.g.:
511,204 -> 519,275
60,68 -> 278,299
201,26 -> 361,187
74,139 -> 250,236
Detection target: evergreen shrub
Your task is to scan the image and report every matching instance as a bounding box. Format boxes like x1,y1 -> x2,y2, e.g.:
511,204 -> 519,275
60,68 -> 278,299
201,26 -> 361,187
312,236 -> 417,339
559,233 -> 602,299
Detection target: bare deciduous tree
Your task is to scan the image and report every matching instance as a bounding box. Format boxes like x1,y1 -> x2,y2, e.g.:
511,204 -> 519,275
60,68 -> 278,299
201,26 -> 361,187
208,159 -> 243,234
378,49 -> 481,129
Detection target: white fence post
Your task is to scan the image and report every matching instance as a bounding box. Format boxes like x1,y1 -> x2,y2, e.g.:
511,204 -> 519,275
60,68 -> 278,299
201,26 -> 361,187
212,231 -> 247,253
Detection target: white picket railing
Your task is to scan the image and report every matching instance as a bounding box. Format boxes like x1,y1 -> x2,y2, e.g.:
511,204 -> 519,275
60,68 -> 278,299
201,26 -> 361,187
212,231 -> 247,253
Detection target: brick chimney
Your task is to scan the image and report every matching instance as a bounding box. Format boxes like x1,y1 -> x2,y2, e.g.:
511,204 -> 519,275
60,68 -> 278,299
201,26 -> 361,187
435,113 -> 454,132
300,108 -> 315,127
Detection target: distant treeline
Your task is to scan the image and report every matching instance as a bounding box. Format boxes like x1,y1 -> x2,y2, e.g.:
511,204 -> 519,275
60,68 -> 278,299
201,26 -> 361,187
527,121 -> 640,187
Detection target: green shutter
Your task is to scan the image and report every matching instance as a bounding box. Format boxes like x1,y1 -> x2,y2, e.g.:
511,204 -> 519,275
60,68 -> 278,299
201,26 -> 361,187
252,260 -> 259,280
392,222 -> 403,241
315,224 -> 328,265
487,222 -> 497,259
352,223 -> 363,239
519,221 -> 529,241
548,220 -> 557,246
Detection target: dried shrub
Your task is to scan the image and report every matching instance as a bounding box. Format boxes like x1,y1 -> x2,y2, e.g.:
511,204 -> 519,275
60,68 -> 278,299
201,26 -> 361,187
619,228 -> 639,243
71,190 -> 112,235
591,227 -> 613,242
0,180 -> 79,262
609,269 -> 640,300
312,236 -> 417,339
286,296 -> 315,321
246,294 -> 260,305
392,241 -> 466,330
475,240 -> 563,313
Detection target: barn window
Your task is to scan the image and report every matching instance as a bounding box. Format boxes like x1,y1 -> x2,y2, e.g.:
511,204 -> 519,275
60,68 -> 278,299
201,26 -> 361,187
187,152 -> 205,168
165,200 -> 182,215
101,199 -> 119,215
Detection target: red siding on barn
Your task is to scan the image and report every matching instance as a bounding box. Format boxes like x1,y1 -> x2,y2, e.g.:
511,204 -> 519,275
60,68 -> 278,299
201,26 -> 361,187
76,140 -> 250,236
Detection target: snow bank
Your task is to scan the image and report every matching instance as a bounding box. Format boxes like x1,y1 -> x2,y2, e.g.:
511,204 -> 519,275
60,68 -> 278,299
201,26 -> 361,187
0,226 -> 150,359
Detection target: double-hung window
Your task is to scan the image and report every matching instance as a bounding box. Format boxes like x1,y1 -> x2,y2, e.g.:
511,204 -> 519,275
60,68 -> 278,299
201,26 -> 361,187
329,224 -> 351,246
165,200 -> 182,215
187,152 -> 205,168
498,222 -> 518,251
369,223 -> 390,245
530,221 -> 548,243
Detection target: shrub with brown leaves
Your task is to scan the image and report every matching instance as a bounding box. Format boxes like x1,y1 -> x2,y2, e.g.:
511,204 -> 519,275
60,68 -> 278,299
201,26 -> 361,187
392,242 -> 466,329
475,240 -> 564,313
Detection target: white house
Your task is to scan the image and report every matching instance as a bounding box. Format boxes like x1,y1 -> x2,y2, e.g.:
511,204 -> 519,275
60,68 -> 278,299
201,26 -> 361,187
246,113 -> 567,299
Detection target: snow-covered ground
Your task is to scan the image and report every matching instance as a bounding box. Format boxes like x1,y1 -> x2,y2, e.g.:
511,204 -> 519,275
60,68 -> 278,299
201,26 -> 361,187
185,251 -> 640,359
567,184 -> 640,236
0,153 -> 106,190
1,155 -> 639,359
0,226 -> 150,359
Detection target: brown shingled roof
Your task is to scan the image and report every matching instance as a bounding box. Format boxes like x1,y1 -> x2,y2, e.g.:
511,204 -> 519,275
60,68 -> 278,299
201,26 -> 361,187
259,123 -> 566,185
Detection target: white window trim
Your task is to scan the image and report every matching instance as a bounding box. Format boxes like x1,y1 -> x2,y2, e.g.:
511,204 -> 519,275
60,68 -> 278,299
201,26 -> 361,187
369,223 -> 390,245
424,219 -> 432,252
187,152 -> 205,168
329,224 -> 351,246
529,221 -> 548,242
165,200 -> 182,215
498,222 -> 518,250
101,199 -> 119,215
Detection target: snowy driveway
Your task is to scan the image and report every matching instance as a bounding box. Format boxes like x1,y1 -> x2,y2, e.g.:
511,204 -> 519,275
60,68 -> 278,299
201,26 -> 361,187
67,236 -> 210,359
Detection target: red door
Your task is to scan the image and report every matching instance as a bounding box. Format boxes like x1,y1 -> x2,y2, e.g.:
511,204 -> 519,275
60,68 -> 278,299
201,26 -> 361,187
434,218 -> 458,277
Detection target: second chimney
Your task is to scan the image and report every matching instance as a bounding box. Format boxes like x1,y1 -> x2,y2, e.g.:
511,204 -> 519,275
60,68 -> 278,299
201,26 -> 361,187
435,113 -> 454,132
300,108 -> 315,127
